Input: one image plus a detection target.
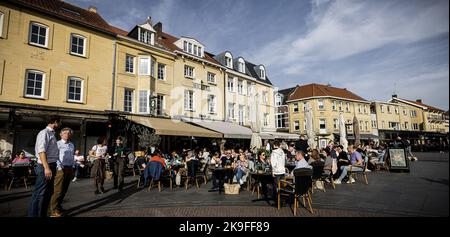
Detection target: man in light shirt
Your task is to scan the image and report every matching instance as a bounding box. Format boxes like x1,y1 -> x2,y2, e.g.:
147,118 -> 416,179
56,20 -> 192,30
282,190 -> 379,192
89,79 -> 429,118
50,127 -> 75,217
294,150 -> 312,170
28,115 -> 61,217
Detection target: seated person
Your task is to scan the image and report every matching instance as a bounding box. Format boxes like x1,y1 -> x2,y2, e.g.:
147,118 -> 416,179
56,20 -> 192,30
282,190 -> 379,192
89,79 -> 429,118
12,151 -> 31,165
73,149 -> 85,181
235,153 -> 249,186
334,145 -> 364,184
293,151 -> 312,170
308,149 -> 324,165
255,150 -> 271,173
148,150 -> 166,169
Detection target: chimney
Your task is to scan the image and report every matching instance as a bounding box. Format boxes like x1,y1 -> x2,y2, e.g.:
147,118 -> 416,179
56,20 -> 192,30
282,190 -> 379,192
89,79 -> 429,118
416,99 -> 422,103
392,94 -> 397,98
154,22 -> 162,35
88,6 -> 97,13
146,16 -> 153,25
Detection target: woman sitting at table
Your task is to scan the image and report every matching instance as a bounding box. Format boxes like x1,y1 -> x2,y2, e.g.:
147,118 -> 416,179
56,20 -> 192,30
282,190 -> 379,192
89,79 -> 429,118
235,153 -> 249,186
12,151 -> 31,165
308,149 -> 324,165
255,150 -> 271,173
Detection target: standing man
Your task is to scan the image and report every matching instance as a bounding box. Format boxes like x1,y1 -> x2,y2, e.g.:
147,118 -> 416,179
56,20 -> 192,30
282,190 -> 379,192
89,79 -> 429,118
50,127 -> 75,217
28,115 -> 61,217
112,136 -> 126,191
270,140 -> 286,205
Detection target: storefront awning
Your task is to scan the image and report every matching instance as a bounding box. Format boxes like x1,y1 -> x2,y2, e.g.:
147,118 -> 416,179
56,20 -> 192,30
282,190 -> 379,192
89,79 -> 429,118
262,132 -> 300,140
184,119 -> 253,139
334,133 -> 379,140
127,116 -> 222,138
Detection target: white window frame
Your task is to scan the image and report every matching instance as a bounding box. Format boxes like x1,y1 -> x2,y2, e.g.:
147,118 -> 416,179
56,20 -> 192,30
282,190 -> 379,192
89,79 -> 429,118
238,105 -> 245,125
184,65 -> 195,79
157,63 -> 166,80
125,54 -> 135,74
237,79 -> 244,95
138,90 -> 149,114
319,119 -> 326,130
275,94 -> 283,106
372,121 -> 377,128
184,90 -> 194,111
264,113 -> 269,127
318,100 -> 325,110
139,56 -> 151,76
228,103 -> 235,119
411,110 -> 417,117
207,72 -> 216,84
29,22 -> 49,48
24,69 -> 45,99
263,91 -> 268,104
403,109 -> 408,116
138,28 -> 154,45
358,104 -> 362,113
67,77 -> 84,103
225,53 -> 233,68
380,105 -> 384,113
333,118 -> 339,130
238,58 -> 245,73
0,12 -> 5,37
276,113 -> 287,128
156,94 -> 165,115
294,120 -> 300,131
208,95 -> 216,114
365,121 -> 369,131
346,102 -> 350,112
293,103 -> 299,113
259,66 -> 266,79
339,101 -> 343,111
124,89 -> 134,113
70,33 -> 87,57
332,101 -> 336,111
227,77 -> 234,92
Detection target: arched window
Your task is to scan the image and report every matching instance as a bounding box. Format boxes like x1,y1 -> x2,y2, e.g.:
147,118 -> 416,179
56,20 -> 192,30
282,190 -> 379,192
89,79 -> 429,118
225,52 -> 233,68
259,65 -> 266,79
238,58 -> 245,73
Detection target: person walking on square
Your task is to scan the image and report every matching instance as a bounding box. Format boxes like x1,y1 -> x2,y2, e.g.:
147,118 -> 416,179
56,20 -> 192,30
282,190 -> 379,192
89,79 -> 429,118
50,127 -> 75,217
112,136 -> 127,191
27,115 -> 61,217
90,137 -> 108,195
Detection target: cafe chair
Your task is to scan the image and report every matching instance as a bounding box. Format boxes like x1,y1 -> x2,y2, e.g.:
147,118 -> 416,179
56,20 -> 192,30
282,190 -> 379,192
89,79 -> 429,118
311,161 -> 325,193
8,166 -> 30,191
348,155 -> 369,185
293,168 -> 314,215
147,161 -> 163,192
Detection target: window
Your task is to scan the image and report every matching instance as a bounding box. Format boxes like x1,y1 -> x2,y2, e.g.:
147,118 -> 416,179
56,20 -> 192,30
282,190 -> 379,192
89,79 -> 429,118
346,102 -> 350,112
0,12 -> 4,37
275,94 -> 283,106
358,104 -> 362,113
225,52 -> 233,68
365,121 -> 369,131
387,106 -> 391,113
364,105 -> 368,114
294,121 -> 300,131
413,123 -> 419,130
381,121 -> 385,129
247,84 -> 253,96
333,119 -> 339,130
207,72 -> 216,84
150,58 -> 155,77
372,121 -> 377,128
304,119 -> 307,130
332,101 -> 336,111
347,120 -> 353,131
25,70 -> 45,98
276,114 -> 287,128
293,103 -> 299,113
238,58 -> 245,73
208,95 -> 216,114
339,102 -> 343,111
157,63 -> 166,80
29,22 -> 49,47
125,55 -> 135,73
188,43 -> 193,54
262,91 -> 268,104
138,90 -> 149,113
264,113 -> 269,127
138,28 -> 154,45
404,122 -> 409,130
259,65 -> 266,79
403,109 -> 408,116
227,77 -> 234,92
197,46 -> 202,57
184,90 -> 194,111
228,103 -> 235,119
303,102 -> 308,111
318,100 -> 325,110
237,79 -> 244,95
70,34 -> 86,56
239,105 -> 245,125
183,41 -> 187,51
395,107 -> 399,114
156,95 -> 165,115
124,89 -> 133,112
194,45 -> 198,56
139,57 -> 150,76
411,110 -> 417,117
184,65 -> 194,78
67,77 -> 83,102
319,119 -> 326,131
380,105 -> 384,113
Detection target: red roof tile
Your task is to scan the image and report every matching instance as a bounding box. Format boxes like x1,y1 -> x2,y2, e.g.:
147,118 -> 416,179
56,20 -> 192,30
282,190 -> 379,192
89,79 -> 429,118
403,99 -> 444,112
8,0 -> 115,35
288,83 -> 367,102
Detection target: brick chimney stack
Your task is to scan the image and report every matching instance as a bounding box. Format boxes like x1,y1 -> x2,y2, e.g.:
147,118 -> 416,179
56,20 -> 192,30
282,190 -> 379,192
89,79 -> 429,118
88,6 -> 97,13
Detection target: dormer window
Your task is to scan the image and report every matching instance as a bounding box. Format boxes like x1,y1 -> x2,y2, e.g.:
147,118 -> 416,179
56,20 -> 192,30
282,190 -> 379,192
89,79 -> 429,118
225,52 -> 233,69
179,39 -> 203,57
259,65 -> 266,79
238,58 -> 245,73
138,28 -> 154,45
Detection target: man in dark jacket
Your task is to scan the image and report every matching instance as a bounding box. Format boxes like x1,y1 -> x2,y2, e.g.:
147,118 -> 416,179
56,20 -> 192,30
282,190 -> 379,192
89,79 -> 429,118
295,136 -> 309,160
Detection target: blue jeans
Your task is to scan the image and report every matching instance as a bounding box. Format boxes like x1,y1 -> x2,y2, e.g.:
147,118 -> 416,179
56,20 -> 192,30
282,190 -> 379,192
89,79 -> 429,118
27,163 -> 57,217
236,169 -> 246,183
337,165 -> 363,182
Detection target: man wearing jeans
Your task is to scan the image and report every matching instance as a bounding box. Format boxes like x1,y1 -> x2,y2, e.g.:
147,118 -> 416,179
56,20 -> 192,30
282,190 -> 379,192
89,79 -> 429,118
28,115 -> 61,217
334,145 -> 363,185
271,140 -> 286,204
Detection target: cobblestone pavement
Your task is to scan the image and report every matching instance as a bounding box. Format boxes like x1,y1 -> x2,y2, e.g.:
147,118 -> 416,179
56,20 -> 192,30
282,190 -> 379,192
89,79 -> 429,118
1,152 -> 448,217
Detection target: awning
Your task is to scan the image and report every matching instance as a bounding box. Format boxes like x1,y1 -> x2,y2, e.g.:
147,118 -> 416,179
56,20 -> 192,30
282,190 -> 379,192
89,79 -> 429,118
334,133 -> 379,140
264,132 -> 300,140
184,119 -> 253,139
127,116 -> 222,138
259,133 -> 274,140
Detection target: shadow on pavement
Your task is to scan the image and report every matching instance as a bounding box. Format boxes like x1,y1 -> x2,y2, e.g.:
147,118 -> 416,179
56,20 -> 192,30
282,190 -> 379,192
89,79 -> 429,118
420,177 -> 449,186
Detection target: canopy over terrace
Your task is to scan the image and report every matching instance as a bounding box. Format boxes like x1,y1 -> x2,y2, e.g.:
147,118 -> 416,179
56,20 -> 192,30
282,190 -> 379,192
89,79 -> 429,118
126,116 -> 222,138
261,132 -> 300,140
183,119 -> 253,139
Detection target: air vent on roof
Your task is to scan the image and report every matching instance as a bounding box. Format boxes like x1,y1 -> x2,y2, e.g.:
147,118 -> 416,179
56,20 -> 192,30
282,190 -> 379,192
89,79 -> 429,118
62,8 -> 81,16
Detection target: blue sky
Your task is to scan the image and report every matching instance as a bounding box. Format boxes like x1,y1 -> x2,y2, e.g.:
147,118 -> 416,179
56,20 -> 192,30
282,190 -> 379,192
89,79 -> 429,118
68,0 -> 449,110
